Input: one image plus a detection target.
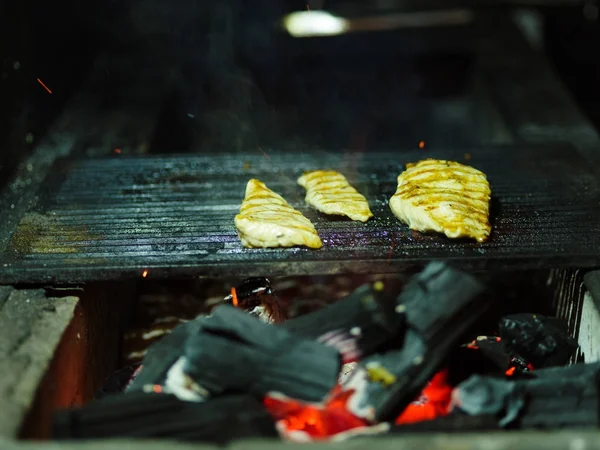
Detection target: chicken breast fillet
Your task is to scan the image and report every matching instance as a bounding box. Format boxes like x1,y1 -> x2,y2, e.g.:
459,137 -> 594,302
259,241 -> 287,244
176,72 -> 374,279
389,159 -> 491,242
235,179 -> 323,249
297,170 -> 373,222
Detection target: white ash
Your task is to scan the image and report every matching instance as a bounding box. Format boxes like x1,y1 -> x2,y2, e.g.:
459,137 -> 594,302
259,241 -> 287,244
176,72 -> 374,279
141,328 -> 171,340
339,362 -> 358,384
341,366 -> 376,421
330,423 -> 390,441
164,357 -> 208,402
248,305 -> 275,323
276,423 -> 313,443
125,350 -> 147,361
350,326 -> 362,337
153,316 -> 188,325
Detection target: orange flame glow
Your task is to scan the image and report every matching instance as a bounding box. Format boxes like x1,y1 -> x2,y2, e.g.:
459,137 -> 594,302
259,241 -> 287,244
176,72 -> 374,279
395,370 -> 452,425
231,287 -> 239,307
264,386 -> 368,439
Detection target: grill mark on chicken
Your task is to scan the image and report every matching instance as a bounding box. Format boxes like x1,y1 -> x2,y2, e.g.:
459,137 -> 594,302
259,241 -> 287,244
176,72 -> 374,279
397,185 -> 488,198
235,179 -> 322,249
389,159 -> 492,242
297,170 -> 373,223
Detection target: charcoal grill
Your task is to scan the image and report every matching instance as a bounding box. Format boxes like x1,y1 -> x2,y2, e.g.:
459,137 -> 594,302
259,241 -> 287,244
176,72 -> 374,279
2,4 -> 600,449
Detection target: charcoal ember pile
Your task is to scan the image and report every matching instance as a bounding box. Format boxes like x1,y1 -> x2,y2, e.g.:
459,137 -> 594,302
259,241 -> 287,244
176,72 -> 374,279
53,263 -> 596,444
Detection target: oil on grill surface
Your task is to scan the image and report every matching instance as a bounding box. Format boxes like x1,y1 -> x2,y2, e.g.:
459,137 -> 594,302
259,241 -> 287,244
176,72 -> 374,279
1,145 -> 599,283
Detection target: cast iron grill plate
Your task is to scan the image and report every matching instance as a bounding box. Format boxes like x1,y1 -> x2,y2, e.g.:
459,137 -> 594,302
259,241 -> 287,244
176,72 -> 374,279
1,145 -> 599,283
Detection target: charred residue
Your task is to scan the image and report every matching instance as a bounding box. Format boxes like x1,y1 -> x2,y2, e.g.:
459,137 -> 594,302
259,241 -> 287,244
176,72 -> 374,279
6,212 -> 100,257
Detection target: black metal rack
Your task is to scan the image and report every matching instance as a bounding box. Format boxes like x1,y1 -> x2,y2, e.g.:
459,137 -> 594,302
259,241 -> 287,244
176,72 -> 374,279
0,144 -> 598,284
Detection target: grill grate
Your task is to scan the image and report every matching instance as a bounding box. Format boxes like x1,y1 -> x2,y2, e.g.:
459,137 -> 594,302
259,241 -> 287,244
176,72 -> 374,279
1,145 -> 599,284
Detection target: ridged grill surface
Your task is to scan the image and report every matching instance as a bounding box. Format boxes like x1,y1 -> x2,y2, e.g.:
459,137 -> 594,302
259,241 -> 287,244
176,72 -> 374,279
1,145 -> 599,283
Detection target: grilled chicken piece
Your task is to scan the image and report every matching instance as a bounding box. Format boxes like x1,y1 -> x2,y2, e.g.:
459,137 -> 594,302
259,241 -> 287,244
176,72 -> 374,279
389,159 -> 491,242
235,179 -> 323,249
297,170 -> 373,222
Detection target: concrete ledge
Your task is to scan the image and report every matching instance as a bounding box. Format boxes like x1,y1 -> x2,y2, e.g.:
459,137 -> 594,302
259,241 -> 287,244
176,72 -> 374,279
2,431 -> 600,450
0,287 -> 78,438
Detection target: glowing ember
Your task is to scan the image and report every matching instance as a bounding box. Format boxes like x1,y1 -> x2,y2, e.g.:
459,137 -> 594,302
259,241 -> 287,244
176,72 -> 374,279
264,386 -> 368,440
142,270 -> 148,278
395,370 -> 452,425
463,336 -> 536,377
418,140 -> 425,149
265,369 -> 453,438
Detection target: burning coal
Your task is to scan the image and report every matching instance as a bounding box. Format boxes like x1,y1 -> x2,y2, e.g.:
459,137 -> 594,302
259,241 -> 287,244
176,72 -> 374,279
54,263 -> 590,444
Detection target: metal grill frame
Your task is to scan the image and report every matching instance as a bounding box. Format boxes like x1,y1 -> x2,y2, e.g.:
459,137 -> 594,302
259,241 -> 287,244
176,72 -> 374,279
0,144 -> 598,284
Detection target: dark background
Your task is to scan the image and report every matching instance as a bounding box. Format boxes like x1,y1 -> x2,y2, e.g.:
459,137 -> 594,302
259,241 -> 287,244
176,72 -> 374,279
1,0 -> 599,188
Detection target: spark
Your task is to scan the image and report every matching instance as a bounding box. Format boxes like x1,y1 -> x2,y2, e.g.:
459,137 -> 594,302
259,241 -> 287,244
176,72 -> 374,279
230,287 -> 239,307
36,78 -> 52,94
258,146 -> 271,160
142,270 -> 148,278
418,140 -> 425,149
114,148 -> 122,154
